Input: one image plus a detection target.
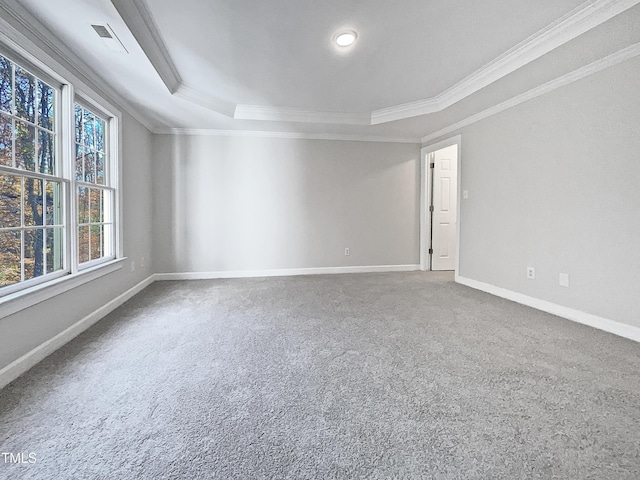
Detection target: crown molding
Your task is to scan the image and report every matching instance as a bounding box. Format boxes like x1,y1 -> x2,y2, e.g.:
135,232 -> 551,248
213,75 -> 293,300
0,0 -> 157,132
234,105 -> 371,125
174,84 -> 236,118
111,0 -> 639,128
372,0 -> 640,124
421,42 -> 640,144
111,0 -> 181,94
154,128 -> 421,144
5,0 -> 634,133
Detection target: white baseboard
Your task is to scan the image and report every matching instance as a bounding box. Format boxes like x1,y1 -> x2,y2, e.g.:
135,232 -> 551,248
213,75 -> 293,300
155,264 -> 421,281
0,275 -> 156,390
456,275 -> 640,343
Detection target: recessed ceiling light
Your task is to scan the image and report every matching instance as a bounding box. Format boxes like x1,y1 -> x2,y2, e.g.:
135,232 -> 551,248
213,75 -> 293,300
335,31 -> 357,47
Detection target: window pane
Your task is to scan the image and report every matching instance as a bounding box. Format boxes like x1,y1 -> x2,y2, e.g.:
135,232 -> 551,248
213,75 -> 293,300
37,80 -> 54,131
78,225 -> 89,263
75,143 -> 83,181
0,174 -> 21,228
37,129 -> 54,175
14,67 -> 36,123
77,186 -> 89,224
83,110 -> 95,149
84,149 -> 95,183
0,115 -> 13,167
15,120 -> 36,171
90,224 -> 102,260
24,228 -> 44,280
0,230 -> 21,286
45,180 -> 62,226
89,188 -> 103,223
23,177 -> 43,226
96,117 -> 105,152
74,104 -> 82,144
96,152 -> 105,185
0,56 -> 11,114
45,227 -> 63,274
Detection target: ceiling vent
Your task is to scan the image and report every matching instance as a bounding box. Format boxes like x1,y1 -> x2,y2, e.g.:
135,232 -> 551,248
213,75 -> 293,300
92,25 -> 112,38
91,24 -> 128,53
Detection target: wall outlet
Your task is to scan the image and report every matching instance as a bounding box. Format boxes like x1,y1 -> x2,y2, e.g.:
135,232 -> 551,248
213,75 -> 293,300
526,267 -> 535,279
344,248 -> 350,256
131,260 -> 136,272
141,256 -> 145,268
463,190 -> 469,199
559,273 -> 570,287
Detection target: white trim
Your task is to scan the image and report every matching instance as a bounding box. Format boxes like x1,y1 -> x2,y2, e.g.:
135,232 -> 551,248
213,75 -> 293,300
373,0 -> 640,124
155,265 -> 421,281
174,84 -> 236,118
456,276 -> 640,343
0,258 -> 125,319
372,98 -> 440,125
419,149 -> 428,271
419,136 -> 462,273
1,0 -> 632,132
233,105 -> 371,125
105,0 -> 640,127
113,111 -> 124,259
153,128 -> 421,144
110,0 -> 181,93
62,84 -> 75,275
421,42 -> 640,144
0,274 -> 155,390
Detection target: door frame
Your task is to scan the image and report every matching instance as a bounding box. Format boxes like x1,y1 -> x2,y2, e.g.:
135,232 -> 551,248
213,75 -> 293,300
420,135 -> 462,273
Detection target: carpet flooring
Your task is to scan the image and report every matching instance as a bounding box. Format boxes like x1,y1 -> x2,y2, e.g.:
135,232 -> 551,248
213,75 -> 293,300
1,271 -> 640,479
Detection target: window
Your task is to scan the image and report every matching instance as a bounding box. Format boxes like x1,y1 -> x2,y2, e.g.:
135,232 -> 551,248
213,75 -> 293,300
75,104 -> 114,266
0,53 -> 65,292
0,49 -> 119,299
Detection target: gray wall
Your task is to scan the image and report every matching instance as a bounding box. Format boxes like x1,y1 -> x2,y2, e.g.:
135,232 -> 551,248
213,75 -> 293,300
0,111 -> 154,369
153,135 -> 421,273
453,56 -> 640,328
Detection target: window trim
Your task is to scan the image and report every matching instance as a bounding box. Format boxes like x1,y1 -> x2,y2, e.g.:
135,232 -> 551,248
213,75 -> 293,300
0,34 -> 124,316
0,52 -> 67,293
72,99 -> 118,270
0,257 -> 125,318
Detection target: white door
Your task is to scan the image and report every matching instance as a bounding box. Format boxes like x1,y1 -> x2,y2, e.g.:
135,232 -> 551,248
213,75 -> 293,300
430,144 -> 458,271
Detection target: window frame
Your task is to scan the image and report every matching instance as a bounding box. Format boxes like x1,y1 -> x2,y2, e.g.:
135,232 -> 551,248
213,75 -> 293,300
72,98 -> 118,270
0,49 -> 68,295
0,38 -> 124,314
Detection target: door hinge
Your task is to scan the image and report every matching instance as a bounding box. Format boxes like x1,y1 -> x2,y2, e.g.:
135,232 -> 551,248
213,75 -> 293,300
429,162 -> 435,168
428,248 -> 433,255
429,205 -> 434,212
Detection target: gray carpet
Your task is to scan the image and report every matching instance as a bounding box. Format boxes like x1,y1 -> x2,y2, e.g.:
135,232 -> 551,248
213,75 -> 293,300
1,272 -> 640,479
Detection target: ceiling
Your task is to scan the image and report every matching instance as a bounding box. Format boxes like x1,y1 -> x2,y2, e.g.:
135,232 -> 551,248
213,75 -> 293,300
7,0 -> 640,140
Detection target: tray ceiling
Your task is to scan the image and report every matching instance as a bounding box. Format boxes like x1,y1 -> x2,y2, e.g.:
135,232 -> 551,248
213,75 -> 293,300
6,0 -> 640,140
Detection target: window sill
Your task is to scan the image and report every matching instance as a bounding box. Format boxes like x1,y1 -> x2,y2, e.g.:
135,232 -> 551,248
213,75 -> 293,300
0,258 -> 126,319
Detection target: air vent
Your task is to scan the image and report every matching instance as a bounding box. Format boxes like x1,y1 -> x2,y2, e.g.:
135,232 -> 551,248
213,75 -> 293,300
92,24 -> 112,39
91,24 -> 128,53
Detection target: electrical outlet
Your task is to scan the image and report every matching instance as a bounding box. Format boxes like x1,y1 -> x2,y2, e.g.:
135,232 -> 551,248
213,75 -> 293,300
559,273 -> 570,287
131,260 -> 136,272
463,190 -> 469,199
141,256 -> 145,268
527,267 -> 535,279
344,248 -> 350,256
